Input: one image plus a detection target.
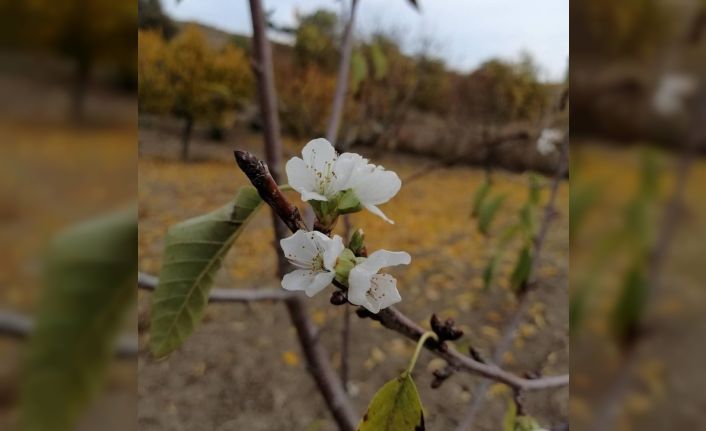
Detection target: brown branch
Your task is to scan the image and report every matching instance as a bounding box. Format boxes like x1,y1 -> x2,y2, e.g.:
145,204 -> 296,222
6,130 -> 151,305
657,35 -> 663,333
246,3 -> 358,429
326,0 -> 360,149
286,297 -> 358,429
234,150 -> 307,233
233,150 -> 569,392
138,272 -> 294,303
0,308 -> 138,359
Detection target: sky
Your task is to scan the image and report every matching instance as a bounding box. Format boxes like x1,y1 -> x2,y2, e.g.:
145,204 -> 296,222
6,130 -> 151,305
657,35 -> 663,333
162,0 -> 568,82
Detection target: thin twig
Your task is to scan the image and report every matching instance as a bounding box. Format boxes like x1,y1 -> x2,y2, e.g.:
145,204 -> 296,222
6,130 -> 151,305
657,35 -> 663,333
0,308 -> 138,358
138,272 -> 294,302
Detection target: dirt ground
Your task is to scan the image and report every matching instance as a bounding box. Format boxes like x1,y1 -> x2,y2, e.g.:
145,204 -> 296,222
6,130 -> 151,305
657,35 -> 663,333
136,125 -> 569,431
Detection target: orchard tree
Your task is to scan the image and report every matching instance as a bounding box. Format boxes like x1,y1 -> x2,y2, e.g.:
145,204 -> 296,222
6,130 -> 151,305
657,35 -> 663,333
138,30 -> 171,114
25,0 -> 136,121
206,44 -> 254,138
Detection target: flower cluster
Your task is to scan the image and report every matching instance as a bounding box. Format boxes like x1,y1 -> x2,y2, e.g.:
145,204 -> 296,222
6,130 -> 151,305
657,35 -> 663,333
279,138 -> 409,313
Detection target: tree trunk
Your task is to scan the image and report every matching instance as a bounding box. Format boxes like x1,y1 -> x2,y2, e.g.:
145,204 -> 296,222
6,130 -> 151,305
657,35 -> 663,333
181,116 -> 194,162
248,0 -> 289,277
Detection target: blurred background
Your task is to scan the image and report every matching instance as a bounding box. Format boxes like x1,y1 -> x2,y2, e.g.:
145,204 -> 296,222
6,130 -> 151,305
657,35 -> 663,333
0,0 -> 137,429
137,1 -> 568,431
571,0 -> 706,430
3,0 -> 703,430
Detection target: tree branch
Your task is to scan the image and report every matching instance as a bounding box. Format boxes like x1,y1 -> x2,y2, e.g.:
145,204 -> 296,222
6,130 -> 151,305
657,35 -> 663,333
0,308 -> 138,359
326,0 -> 360,149
233,150 -> 569,392
138,272 -> 294,303
245,4 -> 357,429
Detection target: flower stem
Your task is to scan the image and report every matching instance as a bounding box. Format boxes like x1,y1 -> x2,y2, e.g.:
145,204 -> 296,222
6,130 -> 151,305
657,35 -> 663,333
406,331 -> 438,375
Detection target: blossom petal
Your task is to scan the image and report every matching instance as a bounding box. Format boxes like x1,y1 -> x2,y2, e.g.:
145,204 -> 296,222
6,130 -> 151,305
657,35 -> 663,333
286,157 -> 327,201
280,230 -> 318,266
302,138 -> 337,173
334,153 -> 366,190
361,250 -> 411,274
363,203 -> 395,224
281,269 -> 334,297
348,266 -> 375,310
369,273 -> 401,311
321,234 -> 345,271
350,166 -> 401,205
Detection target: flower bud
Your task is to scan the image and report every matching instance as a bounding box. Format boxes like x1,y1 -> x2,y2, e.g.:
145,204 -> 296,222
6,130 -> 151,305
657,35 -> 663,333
334,248 -> 357,285
348,228 -> 366,256
336,189 -> 362,214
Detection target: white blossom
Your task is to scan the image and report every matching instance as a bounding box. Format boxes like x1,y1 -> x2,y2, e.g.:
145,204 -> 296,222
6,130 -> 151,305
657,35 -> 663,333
280,230 -> 344,297
285,138 -> 401,223
536,128 -> 563,156
348,250 -> 411,313
653,73 -> 696,116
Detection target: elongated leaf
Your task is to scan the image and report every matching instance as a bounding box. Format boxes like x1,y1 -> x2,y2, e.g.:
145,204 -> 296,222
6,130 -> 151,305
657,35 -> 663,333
478,194 -> 506,235
471,179 -> 491,217
21,208 -> 137,431
351,50 -> 368,93
510,246 -> 533,291
150,186 -> 263,358
358,372 -> 425,431
503,401 -> 517,431
483,254 -> 501,291
611,264 -> 648,345
370,42 -> 388,80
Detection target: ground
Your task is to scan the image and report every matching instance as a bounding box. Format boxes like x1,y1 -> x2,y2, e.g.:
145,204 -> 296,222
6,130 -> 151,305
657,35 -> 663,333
136,126 -> 569,431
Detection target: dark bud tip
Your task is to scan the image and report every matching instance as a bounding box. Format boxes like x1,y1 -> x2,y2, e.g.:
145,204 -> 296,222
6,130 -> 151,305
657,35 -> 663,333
430,314 -> 464,342
355,307 -> 373,319
330,291 -> 347,306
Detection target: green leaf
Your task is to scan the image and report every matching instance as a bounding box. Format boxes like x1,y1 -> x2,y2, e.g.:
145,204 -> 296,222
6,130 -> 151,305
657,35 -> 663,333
483,254 -> 501,291
510,246 -> 533,291
478,193 -> 506,235
471,178 -> 491,217
370,42 -> 388,80
528,174 -> 541,206
351,50 -> 369,93
21,208 -> 137,431
337,188 -> 363,214
150,186 -> 263,358
358,372 -> 425,431
503,401 -> 517,431
516,415 -> 542,431
611,264 -> 648,346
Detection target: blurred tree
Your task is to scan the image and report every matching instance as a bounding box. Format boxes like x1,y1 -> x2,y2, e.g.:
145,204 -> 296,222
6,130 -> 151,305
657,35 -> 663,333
138,0 -> 177,39
277,65 -> 337,138
138,25 -> 253,159
572,0 -> 668,59
293,9 -> 340,72
460,56 -> 548,123
138,29 -> 171,114
206,44 -> 254,139
24,0 -> 136,121
411,57 -> 450,113
163,25 -> 212,160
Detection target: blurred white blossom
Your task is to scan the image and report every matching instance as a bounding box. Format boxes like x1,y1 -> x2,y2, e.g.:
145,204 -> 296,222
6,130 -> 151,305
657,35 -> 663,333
653,73 -> 696,116
536,128 -> 563,156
